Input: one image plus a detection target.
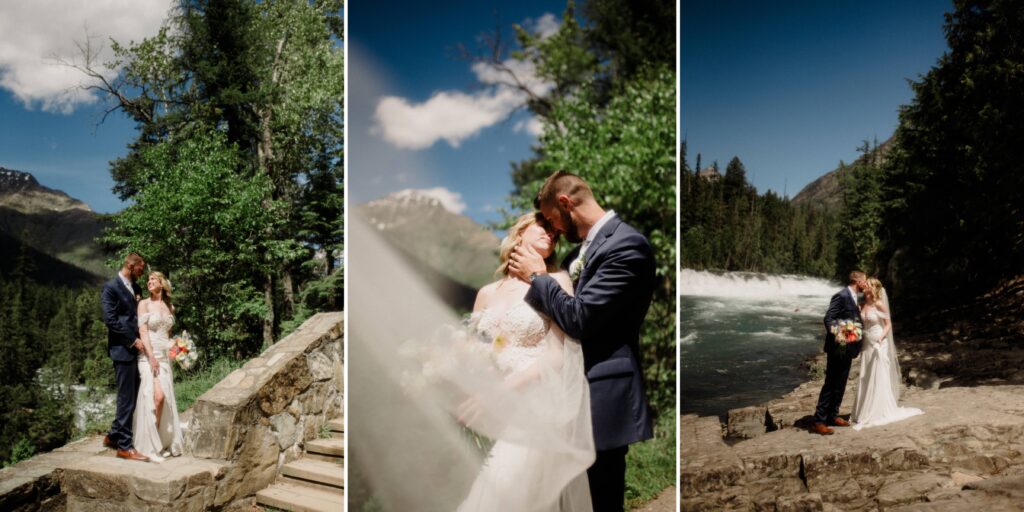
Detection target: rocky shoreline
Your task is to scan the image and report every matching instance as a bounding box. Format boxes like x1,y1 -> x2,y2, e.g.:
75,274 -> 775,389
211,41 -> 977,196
681,277 -> 1024,511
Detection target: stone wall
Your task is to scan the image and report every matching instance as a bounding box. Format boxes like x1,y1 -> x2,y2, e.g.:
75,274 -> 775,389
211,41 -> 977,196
0,311 -> 343,511
185,311 -> 344,508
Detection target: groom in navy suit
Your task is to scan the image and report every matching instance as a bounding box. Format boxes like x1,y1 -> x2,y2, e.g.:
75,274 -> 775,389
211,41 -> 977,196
812,270 -> 868,435
100,252 -> 150,461
511,171 -> 655,512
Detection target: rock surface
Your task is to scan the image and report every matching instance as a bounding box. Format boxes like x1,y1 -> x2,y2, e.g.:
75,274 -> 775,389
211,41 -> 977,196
682,385 -> 1024,511
0,312 -> 344,511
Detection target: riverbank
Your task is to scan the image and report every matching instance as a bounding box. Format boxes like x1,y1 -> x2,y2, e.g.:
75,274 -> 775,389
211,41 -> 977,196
680,276 -> 1024,510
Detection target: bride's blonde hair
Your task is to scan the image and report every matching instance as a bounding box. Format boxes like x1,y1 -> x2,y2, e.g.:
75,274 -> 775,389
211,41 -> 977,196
866,277 -> 884,304
148,271 -> 173,309
496,212 -> 559,276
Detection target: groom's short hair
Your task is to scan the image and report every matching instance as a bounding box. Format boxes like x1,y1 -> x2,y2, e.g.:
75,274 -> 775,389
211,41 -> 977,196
848,270 -> 866,284
123,252 -> 145,268
534,171 -> 595,209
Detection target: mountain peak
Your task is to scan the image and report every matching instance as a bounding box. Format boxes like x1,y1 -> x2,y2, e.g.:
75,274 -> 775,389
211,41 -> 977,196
0,168 -> 41,191
0,167 -> 92,214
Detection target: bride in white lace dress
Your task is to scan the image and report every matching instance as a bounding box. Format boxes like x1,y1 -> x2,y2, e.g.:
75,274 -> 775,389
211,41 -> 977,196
456,212 -> 594,512
851,278 -> 923,430
133,271 -> 184,462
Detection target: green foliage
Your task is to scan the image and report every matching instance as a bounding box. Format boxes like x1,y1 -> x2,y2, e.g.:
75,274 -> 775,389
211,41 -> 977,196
878,0 -> 1024,309
836,142 -> 886,279
0,248 -> 106,463
680,148 -> 840,278
505,1 -> 676,417
105,128 -> 289,359
3,437 -> 35,468
624,409 -> 676,509
99,0 -> 343,350
174,357 -> 245,413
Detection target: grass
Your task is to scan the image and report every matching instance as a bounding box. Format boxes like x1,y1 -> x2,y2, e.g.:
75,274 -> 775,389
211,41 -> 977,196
174,357 -> 245,412
807,361 -> 825,380
624,408 -> 676,509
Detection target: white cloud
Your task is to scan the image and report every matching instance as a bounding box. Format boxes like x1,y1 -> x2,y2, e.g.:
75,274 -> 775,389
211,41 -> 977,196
0,1 -> 171,114
514,116 -> 545,136
373,86 -> 525,150
525,13 -> 560,40
394,187 -> 467,215
371,14 -> 558,150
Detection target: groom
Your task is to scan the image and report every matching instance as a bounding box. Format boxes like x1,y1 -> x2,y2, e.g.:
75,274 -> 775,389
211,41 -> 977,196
511,171 -> 655,512
100,252 -> 150,461
812,270 -> 867,435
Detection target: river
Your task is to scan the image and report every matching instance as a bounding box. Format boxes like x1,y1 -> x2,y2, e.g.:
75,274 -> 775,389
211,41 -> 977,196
680,269 -> 839,418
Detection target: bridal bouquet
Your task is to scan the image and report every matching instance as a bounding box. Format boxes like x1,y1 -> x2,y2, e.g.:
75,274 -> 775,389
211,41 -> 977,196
398,314 -> 501,394
830,319 -> 863,350
169,331 -> 198,370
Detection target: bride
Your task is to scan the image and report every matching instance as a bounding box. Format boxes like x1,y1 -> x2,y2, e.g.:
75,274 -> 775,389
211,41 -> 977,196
133,271 -> 184,461
851,277 -> 923,430
456,212 -> 594,512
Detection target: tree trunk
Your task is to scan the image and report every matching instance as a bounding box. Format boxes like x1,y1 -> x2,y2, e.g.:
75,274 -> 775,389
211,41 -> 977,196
282,270 -> 295,317
263,274 -> 275,348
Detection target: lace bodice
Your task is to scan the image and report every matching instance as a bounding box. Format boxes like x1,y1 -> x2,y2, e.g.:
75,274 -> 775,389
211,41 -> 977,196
477,302 -> 550,373
139,312 -> 174,360
862,306 -> 888,342
862,307 -> 888,328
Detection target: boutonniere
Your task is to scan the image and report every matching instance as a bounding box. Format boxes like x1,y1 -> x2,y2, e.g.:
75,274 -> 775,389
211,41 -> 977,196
135,294 -> 142,302
569,255 -> 587,282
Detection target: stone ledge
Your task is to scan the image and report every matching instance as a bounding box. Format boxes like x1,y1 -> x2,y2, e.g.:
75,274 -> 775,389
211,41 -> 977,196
0,435 -> 109,512
63,455 -> 227,511
682,386 -> 1024,511
186,312 -> 344,461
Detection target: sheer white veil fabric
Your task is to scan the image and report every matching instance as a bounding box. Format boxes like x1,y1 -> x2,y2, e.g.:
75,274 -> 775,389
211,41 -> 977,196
349,216 -> 594,512
880,286 -> 902,401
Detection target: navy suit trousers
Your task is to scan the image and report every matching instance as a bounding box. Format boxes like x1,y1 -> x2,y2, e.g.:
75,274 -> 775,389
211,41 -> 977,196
110,360 -> 139,451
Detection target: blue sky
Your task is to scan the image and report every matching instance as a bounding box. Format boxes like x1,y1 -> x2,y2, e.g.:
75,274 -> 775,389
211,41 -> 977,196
349,0 -> 569,226
0,93 -> 136,213
0,2 -> 171,214
682,0 -> 951,197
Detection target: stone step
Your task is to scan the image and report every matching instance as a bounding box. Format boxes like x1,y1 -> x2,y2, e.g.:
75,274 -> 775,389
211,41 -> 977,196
305,437 -> 343,459
327,417 -> 343,430
280,457 -> 344,492
256,481 -> 344,512
327,417 -> 344,437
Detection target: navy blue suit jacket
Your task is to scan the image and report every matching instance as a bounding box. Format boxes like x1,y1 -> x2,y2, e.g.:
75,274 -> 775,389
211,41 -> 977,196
823,287 -> 863,357
525,216 -> 655,451
101,276 -> 142,362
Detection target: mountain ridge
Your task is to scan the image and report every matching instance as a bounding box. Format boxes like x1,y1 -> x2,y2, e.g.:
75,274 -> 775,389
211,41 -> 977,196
791,136 -> 895,210
357,189 -> 501,294
0,168 -> 109,279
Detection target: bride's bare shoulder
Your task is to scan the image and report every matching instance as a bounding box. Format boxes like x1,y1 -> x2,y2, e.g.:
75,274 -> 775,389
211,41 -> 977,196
473,280 -> 501,312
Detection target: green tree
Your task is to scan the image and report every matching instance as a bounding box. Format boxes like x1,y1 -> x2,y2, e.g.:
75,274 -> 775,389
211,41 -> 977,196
74,0 -> 343,349
879,0 -> 1024,308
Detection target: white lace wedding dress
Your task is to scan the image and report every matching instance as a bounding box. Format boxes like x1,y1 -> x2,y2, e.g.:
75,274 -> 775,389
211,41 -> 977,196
851,306 -> 923,430
132,312 -> 184,461
457,301 -> 594,512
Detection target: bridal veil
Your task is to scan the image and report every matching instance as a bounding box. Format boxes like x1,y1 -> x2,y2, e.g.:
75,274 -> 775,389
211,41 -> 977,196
349,216 -> 594,511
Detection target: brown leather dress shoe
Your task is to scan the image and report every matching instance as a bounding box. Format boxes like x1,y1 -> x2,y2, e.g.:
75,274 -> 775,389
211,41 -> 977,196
116,448 -> 150,462
830,417 -> 851,427
103,435 -> 115,448
811,423 -> 834,435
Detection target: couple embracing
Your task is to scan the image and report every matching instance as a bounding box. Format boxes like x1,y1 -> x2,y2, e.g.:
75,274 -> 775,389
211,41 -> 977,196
458,171 -> 657,512
813,271 -> 923,435
100,253 -> 184,462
